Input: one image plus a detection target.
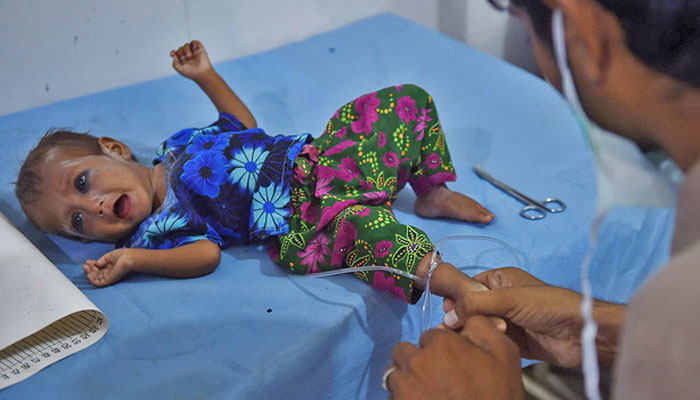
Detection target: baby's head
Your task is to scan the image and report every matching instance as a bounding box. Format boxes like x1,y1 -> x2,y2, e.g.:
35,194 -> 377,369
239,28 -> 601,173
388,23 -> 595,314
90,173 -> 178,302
16,129 -> 160,243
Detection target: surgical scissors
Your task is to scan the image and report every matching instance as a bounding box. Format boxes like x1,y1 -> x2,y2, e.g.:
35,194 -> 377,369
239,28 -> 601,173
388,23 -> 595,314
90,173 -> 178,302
474,165 -> 566,220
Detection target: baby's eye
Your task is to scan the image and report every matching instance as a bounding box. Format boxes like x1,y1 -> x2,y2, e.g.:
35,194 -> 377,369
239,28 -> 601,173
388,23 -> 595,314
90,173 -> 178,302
72,212 -> 84,234
74,171 -> 89,193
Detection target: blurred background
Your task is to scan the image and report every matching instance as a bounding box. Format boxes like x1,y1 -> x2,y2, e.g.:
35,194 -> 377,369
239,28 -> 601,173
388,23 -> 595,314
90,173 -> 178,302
4,2 -> 611,397
0,0 -> 538,117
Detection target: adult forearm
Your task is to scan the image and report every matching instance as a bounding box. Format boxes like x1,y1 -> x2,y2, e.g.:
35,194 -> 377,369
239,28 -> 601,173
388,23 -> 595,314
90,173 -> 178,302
194,69 -> 257,129
592,300 -> 625,366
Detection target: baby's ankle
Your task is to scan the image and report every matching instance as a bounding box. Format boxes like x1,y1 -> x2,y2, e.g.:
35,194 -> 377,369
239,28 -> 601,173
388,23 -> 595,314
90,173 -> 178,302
416,254 -> 488,292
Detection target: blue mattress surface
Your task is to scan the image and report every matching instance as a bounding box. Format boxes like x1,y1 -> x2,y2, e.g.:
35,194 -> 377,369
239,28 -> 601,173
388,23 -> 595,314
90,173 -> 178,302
0,13 -> 674,399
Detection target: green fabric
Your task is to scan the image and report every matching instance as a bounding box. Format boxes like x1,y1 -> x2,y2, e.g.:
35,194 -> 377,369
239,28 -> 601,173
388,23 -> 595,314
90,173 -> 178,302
270,84 -> 456,303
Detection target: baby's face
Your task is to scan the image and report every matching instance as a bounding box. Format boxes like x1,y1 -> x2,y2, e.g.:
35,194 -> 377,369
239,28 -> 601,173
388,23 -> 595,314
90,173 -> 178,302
30,146 -> 159,243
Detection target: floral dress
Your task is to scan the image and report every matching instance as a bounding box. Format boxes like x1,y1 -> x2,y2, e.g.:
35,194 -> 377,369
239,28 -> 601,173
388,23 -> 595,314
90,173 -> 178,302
271,84 -> 457,303
121,113 -> 310,249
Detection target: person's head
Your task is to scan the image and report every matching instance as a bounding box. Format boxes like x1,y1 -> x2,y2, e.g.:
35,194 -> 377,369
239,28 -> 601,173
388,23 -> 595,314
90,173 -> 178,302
490,0 -> 700,170
16,130 -> 160,243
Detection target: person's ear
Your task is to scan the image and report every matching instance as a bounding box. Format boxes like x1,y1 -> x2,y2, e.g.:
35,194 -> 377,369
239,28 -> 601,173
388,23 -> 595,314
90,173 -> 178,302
545,0 -> 617,88
98,137 -> 133,161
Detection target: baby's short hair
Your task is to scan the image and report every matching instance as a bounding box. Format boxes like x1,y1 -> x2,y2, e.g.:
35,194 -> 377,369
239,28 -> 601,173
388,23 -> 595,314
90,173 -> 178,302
15,129 -> 101,226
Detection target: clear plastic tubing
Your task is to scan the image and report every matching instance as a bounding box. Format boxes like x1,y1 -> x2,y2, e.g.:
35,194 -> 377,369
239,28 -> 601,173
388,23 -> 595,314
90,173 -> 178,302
300,234 -> 521,333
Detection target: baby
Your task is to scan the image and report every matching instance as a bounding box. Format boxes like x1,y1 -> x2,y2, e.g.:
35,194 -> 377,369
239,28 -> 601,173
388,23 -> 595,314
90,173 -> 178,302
15,41 -> 493,303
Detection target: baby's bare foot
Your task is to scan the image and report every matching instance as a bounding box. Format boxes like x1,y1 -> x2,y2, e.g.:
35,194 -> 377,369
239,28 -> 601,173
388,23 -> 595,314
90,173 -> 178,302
415,184 -> 494,224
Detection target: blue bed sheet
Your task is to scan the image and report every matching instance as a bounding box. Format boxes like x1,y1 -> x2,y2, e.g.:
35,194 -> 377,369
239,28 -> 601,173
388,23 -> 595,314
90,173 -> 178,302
0,13 -> 674,399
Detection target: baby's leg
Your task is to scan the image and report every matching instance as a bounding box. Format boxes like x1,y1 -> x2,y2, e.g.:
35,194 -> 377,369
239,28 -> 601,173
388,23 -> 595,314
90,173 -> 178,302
414,183 -> 494,224
414,252 -> 489,293
389,84 -> 493,224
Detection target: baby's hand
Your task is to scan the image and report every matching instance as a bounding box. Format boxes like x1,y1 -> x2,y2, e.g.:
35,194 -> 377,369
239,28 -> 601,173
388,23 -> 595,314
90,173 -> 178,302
83,249 -> 134,287
170,40 -> 213,81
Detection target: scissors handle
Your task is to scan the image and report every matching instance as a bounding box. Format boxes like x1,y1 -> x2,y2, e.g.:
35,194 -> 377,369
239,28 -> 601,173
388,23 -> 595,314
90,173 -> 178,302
474,166 -> 566,220
520,205 -> 546,220
542,198 -> 566,213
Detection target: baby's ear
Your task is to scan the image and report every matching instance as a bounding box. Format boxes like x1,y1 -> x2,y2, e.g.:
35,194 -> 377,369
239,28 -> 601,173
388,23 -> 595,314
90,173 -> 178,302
98,137 -> 133,161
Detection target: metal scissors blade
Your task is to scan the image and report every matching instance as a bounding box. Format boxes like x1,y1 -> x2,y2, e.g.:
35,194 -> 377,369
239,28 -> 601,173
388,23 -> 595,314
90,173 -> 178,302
474,165 -> 566,220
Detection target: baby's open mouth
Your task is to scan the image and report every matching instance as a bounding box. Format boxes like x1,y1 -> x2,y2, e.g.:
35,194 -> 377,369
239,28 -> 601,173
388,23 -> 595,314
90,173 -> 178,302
114,194 -> 131,219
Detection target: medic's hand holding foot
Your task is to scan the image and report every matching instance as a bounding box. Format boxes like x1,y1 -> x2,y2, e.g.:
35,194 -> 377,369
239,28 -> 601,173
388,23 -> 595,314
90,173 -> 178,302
385,0 -> 700,397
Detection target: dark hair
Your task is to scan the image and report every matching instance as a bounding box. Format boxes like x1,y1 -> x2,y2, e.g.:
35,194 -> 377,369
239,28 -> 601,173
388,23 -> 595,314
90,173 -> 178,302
514,0 -> 700,88
15,129 -> 101,226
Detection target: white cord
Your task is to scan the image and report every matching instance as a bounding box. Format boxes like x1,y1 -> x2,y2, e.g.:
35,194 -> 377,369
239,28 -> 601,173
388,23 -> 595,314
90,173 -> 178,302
300,234 -> 521,333
552,10 -> 602,400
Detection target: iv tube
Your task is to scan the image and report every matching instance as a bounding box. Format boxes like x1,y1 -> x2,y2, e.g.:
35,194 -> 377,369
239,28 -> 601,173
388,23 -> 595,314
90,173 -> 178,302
300,234 -> 521,334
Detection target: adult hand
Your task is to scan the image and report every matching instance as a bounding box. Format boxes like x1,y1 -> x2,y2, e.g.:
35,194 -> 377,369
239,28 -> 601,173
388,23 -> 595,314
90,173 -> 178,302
432,267 -> 588,367
170,40 -> 213,81
386,315 -> 525,400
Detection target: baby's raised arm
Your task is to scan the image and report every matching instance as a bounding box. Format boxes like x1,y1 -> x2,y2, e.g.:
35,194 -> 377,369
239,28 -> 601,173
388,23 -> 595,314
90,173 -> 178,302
170,40 -> 257,129
83,239 -> 221,286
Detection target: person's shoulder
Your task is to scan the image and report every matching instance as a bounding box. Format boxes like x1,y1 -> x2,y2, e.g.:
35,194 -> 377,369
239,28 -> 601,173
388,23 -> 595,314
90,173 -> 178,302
631,238 -> 700,310
214,112 -> 252,132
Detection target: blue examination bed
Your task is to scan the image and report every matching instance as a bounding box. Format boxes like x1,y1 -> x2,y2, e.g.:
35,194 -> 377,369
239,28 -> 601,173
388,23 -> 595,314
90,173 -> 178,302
0,14 -> 675,399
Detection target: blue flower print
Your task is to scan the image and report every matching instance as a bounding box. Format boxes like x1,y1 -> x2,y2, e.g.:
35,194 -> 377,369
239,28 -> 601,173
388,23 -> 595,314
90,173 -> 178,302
181,150 -> 228,198
204,216 -> 242,246
235,129 -> 268,147
251,183 -> 290,236
229,145 -> 269,194
142,212 -> 189,247
198,125 -> 221,135
157,128 -> 197,158
185,133 -> 229,155
287,137 -> 308,162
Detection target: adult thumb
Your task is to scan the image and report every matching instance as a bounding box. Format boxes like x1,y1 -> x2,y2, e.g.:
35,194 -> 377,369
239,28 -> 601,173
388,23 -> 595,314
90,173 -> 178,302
427,263 -> 488,301
443,289 -> 516,329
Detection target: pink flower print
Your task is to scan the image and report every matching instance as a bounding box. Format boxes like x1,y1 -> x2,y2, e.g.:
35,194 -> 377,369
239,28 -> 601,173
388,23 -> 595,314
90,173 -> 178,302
315,165 -> 337,197
315,177 -> 333,197
298,232 -> 331,273
331,222 -> 358,267
335,126 -> 348,139
359,179 -> 374,191
374,240 -> 393,258
300,201 -> 319,223
362,190 -> 389,205
397,167 -> 409,188
396,85 -> 404,93
325,139 -> 356,156
354,207 -> 371,218
332,108 -> 341,120
414,108 -> 433,140
293,164 -> 306,184
316,165 -> 337,180
337,157 -> 361,182
372,272 -> 407,302
411,172 -> 456,196
267,240 -> 281,262
318,199 -> 358,231
382,151 -> 399,168
377,131 -> 387,148
424,153 -> 441,170
351,92 -> 380,134
300,145 -> 319,162
396,96 -> 417,124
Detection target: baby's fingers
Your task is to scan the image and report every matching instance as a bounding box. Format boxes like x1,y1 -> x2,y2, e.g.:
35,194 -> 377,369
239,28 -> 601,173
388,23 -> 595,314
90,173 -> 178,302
95,253 -> 114,268
83,264 -> 105,286
170,43 -> 190,63
180,42 -> 193,58
82,262 -> 94,275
